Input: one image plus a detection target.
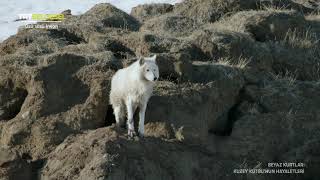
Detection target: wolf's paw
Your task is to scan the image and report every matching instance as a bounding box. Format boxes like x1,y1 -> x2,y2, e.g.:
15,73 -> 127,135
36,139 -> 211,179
116,122 -> 126,129
138,126 -> 144,137
128,129 -> 136,138
138,131 -> 144,138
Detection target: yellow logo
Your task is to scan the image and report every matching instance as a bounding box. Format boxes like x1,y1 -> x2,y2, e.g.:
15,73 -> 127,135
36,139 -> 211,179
31,14 -> 64,21
17,14 -> 64,22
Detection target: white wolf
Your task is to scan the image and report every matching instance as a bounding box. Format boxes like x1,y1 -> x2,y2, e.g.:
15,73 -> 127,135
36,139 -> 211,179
109,55 -> 159,137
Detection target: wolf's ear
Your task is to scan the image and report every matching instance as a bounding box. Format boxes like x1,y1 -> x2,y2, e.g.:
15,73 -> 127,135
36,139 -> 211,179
139,57 -> 145,66
145,55 -> 157,63
150,55 -> 157,63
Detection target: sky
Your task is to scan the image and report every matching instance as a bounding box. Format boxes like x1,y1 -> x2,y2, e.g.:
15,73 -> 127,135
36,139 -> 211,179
0,0 -> 182,42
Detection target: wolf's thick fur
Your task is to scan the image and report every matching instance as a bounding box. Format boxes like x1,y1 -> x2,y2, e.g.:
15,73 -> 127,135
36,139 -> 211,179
109,55 -> 159,137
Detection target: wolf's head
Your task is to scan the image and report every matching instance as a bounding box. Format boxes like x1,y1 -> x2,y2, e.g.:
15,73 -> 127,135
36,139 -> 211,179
139,55 -> 159,82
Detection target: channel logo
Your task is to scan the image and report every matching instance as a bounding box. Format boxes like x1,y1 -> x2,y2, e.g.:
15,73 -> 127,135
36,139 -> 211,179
16,14 -> 65,22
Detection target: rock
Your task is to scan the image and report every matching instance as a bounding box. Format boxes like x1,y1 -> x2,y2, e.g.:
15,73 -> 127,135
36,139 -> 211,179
131,3 -> 173,22
0,52 -> 114,159
144,122 -> 174,139
215,112 -> 320,167
0,147 -> 32,180
0,53 -> 38,67
0,85 -> 27,121
60,3 -> 140,41
89,33 -> 136,59
0,29 -> 63,56
146,81 -> 214,142
185,61 -> 244,84
117,32 -> 196,80
140,14 -> 199,37
0,27 -> 84,63
0,67 -> 29,121
40,127 -> 236,180
282,138 -> 320,179
173,0 -> 313,25
270,42 -> 320,81
256,81 -> 320,113
146,70 -> 244,141
258,0 -> 315,13
215,10 -> 306,41
0,29 -> 38,55
173,0 -> 246,24
61,43 -> 123,70
119,32 -> 180,56
61,9 -> 72,16
240,80 -> 320,115
189,27 -> 273,71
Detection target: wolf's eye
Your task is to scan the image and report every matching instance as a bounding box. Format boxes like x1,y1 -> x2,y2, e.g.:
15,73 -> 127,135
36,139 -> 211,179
146,69 -> 150,72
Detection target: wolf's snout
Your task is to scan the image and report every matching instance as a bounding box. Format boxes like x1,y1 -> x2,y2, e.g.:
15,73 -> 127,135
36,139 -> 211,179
154,77 -> 158,81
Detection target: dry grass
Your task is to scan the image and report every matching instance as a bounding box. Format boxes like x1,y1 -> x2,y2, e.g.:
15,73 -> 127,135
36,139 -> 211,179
248,103 -> 261,115
278,29 -> 320,81
257,0 -> 291,12
310,62 -> 320,81
261,70 -> 297,98
281,109 -> 296,137
15,36 -> 61,56
305,11 -> 320,21
216,56 -> 251,69
238,158 -> 248,169
212,13 -> 244,32
270,70 -> 297,86
212,6 -> 295,35
281,28 -> 319,50
171,124 -> 185,141
217,57 -> 232,66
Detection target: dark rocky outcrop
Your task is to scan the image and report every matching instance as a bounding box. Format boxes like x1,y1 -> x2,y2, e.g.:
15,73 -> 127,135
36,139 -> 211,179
0,147 -> 33,180
40,127 -> 236,180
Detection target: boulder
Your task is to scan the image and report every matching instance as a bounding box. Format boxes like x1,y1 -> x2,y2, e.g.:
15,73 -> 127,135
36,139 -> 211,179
0,147 -> 32,180
270,43 -> 320,81
0,67 -> 29,121
60,3 -> 140,41
146,66 -> 244,141
282,138 -> 320,180
0,85 -> 27,121
89,33 -> 136,59
140,14 -> 199,37
144,122 -> 174,139
131,3 -> 174,22
0,52 -> 114,159
119,32 -> 180,56
215,10 -> 307,41
214,112 -> 320,168
189,27 -> 273,71
254,81 -> 320,113
173,0 -> 248,24
40,127 -> 238,180
0,29 -> 74,56
173,0 -> 313,25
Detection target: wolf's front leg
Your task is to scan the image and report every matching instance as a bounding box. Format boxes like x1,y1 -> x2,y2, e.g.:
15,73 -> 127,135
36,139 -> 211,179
138,103 -> 147,137
126,97 -> 135,137
113,105 -> 125,127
